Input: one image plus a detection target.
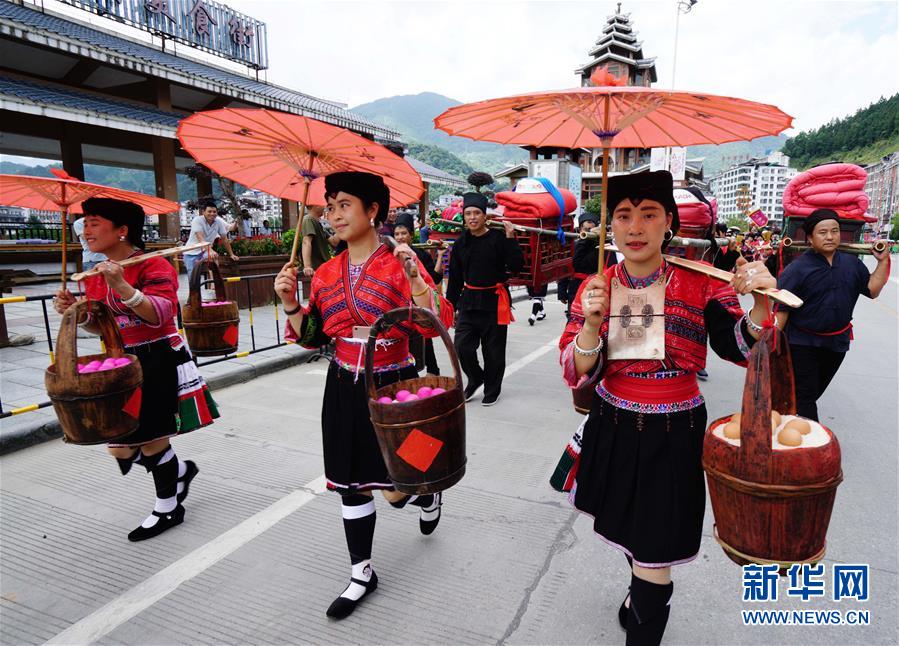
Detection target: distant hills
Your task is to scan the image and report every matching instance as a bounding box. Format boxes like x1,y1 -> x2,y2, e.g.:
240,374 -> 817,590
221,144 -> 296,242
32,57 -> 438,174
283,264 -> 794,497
352,92 -> 526,174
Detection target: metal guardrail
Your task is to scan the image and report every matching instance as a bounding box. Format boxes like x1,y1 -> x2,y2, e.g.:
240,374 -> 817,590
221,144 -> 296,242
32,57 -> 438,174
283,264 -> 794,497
0,271 -> 305,420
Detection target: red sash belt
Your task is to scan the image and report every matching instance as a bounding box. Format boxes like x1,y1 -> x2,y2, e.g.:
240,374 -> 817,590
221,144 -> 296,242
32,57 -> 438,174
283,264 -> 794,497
794,322 -> 854,340
335,337 -> 411,369
464,282 -> 514,325
602,373 -> 700,405
572,272 -> 590,280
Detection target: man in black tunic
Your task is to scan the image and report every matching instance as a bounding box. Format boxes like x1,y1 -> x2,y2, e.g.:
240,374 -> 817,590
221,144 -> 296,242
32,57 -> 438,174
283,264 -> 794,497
776,209 -> 890,420
447,192 -> 524,406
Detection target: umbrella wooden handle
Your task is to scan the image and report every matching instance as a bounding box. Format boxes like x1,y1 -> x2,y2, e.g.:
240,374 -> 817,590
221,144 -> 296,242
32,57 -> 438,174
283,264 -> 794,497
380,235 -> 419,278
663,254 -> 803,308
70,242 -> 210,281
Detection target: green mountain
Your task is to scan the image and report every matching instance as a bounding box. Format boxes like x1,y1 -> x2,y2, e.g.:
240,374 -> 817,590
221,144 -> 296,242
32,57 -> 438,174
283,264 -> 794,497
781,94 -> 899,169
687,135 -> 788,178
352,92 -> 526,174
0,161 -> 196,201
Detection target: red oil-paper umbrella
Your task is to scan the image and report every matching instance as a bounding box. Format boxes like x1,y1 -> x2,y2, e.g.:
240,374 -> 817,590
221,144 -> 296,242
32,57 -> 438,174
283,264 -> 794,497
177,108 -> 424,265
434,68 -> 793,271
0,169 -> 180,287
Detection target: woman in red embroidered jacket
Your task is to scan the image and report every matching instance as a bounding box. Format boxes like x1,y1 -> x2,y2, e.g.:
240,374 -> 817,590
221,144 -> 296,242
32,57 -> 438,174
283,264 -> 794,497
274,172 -> 454,620
559,172 -> 776,646
54,198 -> 217,543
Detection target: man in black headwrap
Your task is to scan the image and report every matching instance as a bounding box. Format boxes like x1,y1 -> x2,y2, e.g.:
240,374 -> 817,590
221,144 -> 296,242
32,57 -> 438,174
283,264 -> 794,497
775,208 -> 891,420
447,192 -> 524,405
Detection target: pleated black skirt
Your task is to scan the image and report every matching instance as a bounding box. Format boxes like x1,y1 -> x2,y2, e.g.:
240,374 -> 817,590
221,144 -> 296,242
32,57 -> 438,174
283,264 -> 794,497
571,396 -> 708,568
321,361 -> 418,494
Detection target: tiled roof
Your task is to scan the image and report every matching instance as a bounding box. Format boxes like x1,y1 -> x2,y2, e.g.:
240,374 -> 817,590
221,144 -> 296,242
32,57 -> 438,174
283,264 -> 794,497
0,73 -> 182,127
0,1 -> 398,140
406,156 -> 467,187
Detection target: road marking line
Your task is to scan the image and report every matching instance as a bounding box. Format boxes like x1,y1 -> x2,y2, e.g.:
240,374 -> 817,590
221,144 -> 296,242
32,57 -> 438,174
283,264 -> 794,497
44,475 -> 328,646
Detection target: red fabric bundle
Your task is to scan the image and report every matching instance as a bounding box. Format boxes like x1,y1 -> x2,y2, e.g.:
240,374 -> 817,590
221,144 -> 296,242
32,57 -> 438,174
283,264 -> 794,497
673,188 -> 714,229
495,188 -> 577,218
782,163 -> 874,221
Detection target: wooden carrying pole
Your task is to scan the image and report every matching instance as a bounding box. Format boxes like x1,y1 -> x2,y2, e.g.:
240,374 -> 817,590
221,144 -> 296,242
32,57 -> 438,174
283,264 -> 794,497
433,218 -> 580,239
662,254 -> 803,308
779,237 -> 887,255
70,242 -> 211,282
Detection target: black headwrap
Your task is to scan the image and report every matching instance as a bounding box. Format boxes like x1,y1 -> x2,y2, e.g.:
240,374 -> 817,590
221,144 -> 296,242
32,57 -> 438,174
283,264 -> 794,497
578,212 -> 599,226
393,212 -> 415,233
324,171 -> 390,225
81,197 -> 145,250
802,208 -> 840,235
606,171 -> 680,247
462,192 -> 488,214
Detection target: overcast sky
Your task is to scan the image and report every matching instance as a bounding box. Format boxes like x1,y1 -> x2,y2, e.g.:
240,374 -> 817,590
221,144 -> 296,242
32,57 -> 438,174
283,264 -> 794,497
222,0 -> 897,135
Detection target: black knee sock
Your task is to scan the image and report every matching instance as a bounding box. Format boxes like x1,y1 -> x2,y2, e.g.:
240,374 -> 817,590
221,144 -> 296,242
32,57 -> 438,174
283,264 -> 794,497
626,575 -> 673,646
341,494 -> 376,565
339,494 -> 376,601
133,446 -> 179,529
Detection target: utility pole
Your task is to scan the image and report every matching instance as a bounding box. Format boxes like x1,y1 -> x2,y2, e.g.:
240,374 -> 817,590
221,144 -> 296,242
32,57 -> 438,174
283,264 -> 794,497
671,0 -> 698,89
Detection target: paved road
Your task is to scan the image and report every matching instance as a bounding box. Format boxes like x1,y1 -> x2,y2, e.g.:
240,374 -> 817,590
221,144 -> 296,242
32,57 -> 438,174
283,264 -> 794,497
1,266 -> 897,645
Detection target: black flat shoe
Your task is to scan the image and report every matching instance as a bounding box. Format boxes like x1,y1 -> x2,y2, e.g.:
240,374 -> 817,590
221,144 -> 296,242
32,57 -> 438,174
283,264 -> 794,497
127,505 -> 185,542
618,589 -> 630,630
326,571 -> 378,620
177,460 -> 199,504
419,492 -> 442,535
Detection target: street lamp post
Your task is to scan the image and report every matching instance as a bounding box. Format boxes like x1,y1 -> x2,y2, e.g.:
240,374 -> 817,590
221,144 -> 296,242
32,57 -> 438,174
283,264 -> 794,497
671,0 -> 698,89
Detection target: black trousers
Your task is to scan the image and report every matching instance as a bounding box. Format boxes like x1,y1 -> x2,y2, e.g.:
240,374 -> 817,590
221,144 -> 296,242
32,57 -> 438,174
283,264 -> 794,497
790,344 -> 846,421
410,334 -> 440,375
454,310 -> 508,399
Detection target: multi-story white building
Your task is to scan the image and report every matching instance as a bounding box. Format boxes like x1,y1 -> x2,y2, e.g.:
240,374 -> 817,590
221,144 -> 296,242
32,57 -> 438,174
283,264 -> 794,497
240,190 -> 282,222
709,151 -> 798,227
864,152 -> 899,235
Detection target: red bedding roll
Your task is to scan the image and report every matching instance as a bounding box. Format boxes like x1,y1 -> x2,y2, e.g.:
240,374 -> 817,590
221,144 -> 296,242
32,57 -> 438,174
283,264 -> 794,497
495,188 -> 577,218
782,163 -> 872,221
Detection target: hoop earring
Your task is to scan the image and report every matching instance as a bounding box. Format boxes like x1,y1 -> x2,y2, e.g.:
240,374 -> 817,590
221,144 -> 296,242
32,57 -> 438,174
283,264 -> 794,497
664,229 -> 674,241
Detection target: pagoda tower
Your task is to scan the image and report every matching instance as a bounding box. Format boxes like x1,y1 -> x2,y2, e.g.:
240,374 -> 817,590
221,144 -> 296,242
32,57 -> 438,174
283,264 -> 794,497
577,5 -> 658,200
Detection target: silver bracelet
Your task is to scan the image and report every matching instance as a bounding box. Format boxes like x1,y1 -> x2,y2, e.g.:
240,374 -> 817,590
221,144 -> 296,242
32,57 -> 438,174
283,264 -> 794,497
121,289 -> 145,309
744,313 -> 764,334
574,333 -> 603,356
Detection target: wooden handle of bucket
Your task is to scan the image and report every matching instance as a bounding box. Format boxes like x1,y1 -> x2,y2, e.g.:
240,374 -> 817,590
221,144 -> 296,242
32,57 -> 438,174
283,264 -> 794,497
738,327 -> 797,481
56,300 -> 127,378
364,306 -> 463,402
188,259 -> 227,309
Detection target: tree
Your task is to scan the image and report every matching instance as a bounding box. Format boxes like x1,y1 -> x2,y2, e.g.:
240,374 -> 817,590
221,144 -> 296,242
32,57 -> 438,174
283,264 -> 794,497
467,171 -> 494,193
185,164 -> 262,234
722,213 -> 749,230
25,215 -> 45,229
584,195 -> 603,215
890,212 -> 899,241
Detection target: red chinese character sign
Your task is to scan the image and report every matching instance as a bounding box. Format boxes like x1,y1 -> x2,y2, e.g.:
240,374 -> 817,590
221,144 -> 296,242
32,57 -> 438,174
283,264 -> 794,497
58,0 -> 268,69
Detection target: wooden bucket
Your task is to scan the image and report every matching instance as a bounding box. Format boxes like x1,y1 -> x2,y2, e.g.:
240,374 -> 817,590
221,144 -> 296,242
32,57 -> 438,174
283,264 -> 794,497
45,300 -> 144,445
702,328 -> 842,570
366,307 -> 466,495
182,259 -> 240,357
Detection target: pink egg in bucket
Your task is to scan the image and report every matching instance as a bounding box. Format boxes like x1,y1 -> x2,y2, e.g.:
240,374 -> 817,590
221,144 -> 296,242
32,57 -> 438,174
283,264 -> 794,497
431,387 -> 446,396
417,386 -> 433,398
395,390 -> 412,402
377,396 -> 393,405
